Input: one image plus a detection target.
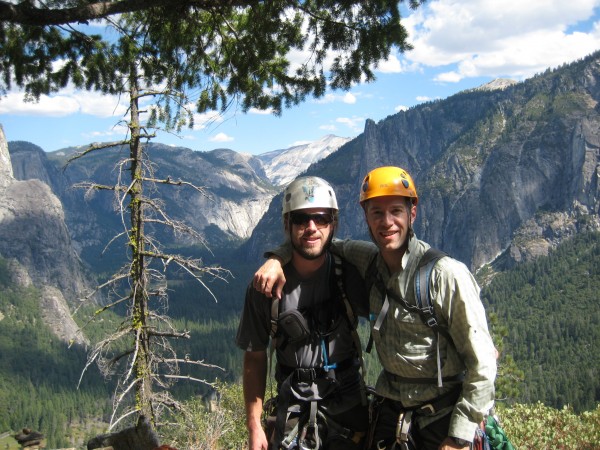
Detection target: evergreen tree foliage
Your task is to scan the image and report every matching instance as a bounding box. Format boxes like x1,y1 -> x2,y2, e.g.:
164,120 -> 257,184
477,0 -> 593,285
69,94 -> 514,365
481,231 -> 600,412
0,257 -> 112,448
1,0 -> 420,116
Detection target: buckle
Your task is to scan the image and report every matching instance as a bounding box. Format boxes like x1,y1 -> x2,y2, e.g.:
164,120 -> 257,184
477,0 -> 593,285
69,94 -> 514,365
295,368 -> 317,382
418,403 -> 436,415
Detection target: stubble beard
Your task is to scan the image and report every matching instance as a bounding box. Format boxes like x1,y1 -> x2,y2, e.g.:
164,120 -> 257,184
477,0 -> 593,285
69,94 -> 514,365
291,231 -> 333,260
291,239 -> 327,260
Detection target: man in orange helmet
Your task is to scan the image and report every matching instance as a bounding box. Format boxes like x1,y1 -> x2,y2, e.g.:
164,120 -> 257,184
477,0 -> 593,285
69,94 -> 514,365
254,166 -> 497,450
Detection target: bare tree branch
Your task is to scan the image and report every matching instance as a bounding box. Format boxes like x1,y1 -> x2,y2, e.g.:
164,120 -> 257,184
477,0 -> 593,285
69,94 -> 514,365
162,358 -> 226,371
141,176 -> 211,198
163,374 -> 217,385
66,140 -> 130,167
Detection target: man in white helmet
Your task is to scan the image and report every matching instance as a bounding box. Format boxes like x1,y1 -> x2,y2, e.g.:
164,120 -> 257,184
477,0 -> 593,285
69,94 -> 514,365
236,176 -> 369,450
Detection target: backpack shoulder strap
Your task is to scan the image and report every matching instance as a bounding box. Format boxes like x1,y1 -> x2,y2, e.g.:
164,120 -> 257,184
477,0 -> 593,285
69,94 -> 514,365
364,251 -> 382,302
332,253 -> 358,329
413,247 -> 449,338
270,296 -> 280,339
332,254 -> 366,385
267,296 -> 280,385
364,248 -> 450,352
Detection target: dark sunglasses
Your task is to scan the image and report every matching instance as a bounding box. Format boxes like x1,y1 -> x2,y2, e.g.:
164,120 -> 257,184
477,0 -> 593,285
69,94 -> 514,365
289,212 -> 334,229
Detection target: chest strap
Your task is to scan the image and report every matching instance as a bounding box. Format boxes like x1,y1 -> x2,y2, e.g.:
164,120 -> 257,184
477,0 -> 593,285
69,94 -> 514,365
278,357 -> 359,383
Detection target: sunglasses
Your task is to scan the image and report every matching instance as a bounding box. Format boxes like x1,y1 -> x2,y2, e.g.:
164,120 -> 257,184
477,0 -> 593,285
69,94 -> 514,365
289,212 -> 334,229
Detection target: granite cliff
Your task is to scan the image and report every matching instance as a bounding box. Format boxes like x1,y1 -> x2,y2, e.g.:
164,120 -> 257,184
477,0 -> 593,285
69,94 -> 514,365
0,126 -> 89,345
244,52 -> 600,272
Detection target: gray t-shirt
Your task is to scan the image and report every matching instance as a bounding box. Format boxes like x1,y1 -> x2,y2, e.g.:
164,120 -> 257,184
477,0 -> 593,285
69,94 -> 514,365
236,253 -> 367,370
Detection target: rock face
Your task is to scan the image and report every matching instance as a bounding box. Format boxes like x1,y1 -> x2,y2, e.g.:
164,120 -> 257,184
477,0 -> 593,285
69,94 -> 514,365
257,135 -> 352,186
243,52 -> 600,271
0,125 -> 13,188
0,127 -> 90,346
8,142 -> 278,264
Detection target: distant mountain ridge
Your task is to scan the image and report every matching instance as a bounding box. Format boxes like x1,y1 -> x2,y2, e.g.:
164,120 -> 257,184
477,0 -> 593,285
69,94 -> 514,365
5,134 -> 350,276
243,51 -> 600,272
257,134 -> 352,186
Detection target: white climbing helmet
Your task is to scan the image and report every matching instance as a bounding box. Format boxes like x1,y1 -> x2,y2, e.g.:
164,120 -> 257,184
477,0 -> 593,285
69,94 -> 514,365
282,176 -> 338,215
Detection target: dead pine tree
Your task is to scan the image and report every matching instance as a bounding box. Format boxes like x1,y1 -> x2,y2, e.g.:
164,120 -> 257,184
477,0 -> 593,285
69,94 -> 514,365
70,64 -> 230,429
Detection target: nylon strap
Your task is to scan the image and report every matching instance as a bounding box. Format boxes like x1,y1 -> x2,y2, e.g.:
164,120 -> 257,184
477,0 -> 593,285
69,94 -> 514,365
333,254 -> 368,404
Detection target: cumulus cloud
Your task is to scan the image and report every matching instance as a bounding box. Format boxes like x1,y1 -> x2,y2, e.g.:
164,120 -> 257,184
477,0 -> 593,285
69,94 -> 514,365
0,89 -> 127,117
191,111 -> 224,130
0,92 -> 79,116
398,0 -> 600,82
314,92 -> 358,105
209,132 -> 234,143
377,54 -> 404,73
336,116 -> 366,132
249,107 -> 274,115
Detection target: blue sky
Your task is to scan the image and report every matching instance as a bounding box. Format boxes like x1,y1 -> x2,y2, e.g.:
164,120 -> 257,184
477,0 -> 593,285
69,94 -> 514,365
2,0 -> 600,155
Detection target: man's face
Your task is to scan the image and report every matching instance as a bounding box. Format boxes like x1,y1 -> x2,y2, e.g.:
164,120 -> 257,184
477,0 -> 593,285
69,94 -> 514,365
288,208 -> 335,260
365,196 -> 416,255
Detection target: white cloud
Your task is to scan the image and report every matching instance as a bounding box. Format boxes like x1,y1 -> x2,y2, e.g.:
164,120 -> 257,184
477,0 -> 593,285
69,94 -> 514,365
0,89 -> 127,118
209,132 -> 234,143
336,116 -> 366,132
314,92 -> 358,105
403,0 -> 600,82
395,105 -> 409,112
416,96 -> 433,102
314,93 -> 337,104
0,92 -> 79,116
192,111 -> 224,130
72,91 -> 128,117
319,124 -> 337,131
377,54 -> 404,73
249,107 -> 274,115
342,93 -> 357,104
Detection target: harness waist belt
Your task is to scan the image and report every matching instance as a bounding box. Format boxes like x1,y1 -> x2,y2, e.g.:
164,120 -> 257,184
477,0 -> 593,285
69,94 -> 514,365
383,380 -> 463,417
279,357 -> 359,383
416,383 -> 462,416
384,370 -> 465,385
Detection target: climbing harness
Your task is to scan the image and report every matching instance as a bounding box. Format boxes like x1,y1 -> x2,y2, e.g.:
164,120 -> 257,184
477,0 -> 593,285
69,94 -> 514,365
265,254 -> 367,449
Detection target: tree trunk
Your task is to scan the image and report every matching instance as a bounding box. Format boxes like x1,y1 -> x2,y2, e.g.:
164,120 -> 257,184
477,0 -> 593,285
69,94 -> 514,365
128,64 -> 154,421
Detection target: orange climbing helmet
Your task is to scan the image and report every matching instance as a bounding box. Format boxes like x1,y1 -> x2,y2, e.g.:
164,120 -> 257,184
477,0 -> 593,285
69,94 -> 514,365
359,166 -> 418,205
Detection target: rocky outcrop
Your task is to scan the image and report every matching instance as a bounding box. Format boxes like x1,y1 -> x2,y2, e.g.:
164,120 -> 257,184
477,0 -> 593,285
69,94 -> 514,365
0,125 -> 13,187
257,135 -> 352,186
243,52 -> 600,271
8,142 -> 278,265
0,127 -> 90,346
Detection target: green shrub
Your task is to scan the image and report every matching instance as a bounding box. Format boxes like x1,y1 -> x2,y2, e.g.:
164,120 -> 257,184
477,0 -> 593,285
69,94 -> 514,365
160,382 -> 247,450
498,402 -> 600,449
162,383 -> 600,450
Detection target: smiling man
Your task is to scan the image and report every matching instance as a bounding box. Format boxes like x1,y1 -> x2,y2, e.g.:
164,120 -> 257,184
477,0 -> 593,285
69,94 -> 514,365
236,176 -> 369,450
254,166 -> 497,450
